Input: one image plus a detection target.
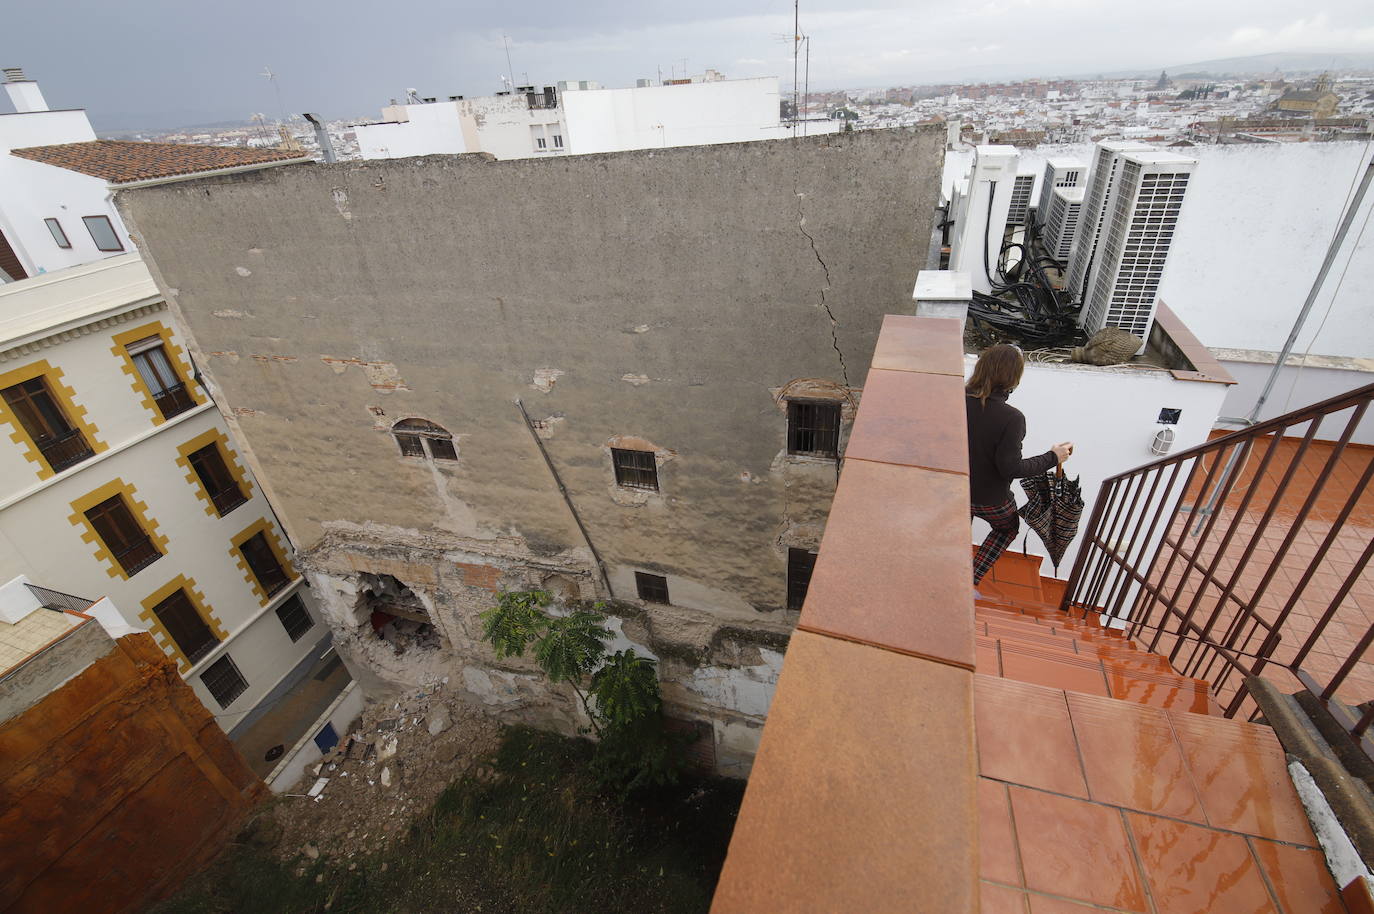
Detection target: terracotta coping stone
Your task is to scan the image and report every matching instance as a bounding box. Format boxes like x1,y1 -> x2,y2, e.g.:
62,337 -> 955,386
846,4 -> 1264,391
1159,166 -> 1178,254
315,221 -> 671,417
1154,301 -> 1236,386
871,313 -> 966,377
709,631 -> 978,914
844,367 -> 970,476
797,458 -> 974,668
712,314 -> 979,912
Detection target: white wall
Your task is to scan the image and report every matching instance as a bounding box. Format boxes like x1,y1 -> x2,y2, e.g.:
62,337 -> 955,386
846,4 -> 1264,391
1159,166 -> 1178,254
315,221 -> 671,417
968,141 -> 1374,362
355,103 -> 468,160
0,109 -> 132,278
562,77 -> 781,154
461,95 -> 565,161
1215,356 -> 1374,446
0,288 -> 322,730
968,356 -> 1231,579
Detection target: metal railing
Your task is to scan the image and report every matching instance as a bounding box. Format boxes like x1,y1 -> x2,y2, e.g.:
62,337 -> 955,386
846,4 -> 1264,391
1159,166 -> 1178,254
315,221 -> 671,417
153,382 -> 196,419
25,583 -> 94,613
1060,382 -> 1374,751
208,484 -> 247,515
37,428 -> 95,473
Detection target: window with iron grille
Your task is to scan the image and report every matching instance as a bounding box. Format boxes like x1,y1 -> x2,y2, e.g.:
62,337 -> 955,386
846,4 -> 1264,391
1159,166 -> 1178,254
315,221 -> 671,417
126,336 -> 195,419
201,654 -> 248,709
240,531 -> 290,596
85,495 -> 161,575
188,442 -> 247,516
393,418 -> 456,461
787,399 -> 841,458
151,587 -> 219,663
612,448 -> 658,490
787,548 -> 819,611
1,376 -> 95,472
635,572 -> 669,603
275,593 -> 313,642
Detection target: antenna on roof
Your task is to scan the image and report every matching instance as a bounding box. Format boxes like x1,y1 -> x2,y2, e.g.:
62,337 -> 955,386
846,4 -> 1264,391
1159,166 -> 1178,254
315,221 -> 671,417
502,34 -> 516,97
260,66 -> 289,128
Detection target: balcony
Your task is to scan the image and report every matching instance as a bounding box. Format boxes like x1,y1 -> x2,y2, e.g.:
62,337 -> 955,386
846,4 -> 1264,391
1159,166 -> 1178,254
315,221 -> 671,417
37,428 -> 94,473
112,537 -> 160,576
152,381 -> 196,420
710,315 -> 1357,912
207,483 -> 247,516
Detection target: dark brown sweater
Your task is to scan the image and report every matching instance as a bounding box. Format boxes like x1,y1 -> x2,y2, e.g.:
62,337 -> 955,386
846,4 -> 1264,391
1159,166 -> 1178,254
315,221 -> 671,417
965,392 -> 1057,505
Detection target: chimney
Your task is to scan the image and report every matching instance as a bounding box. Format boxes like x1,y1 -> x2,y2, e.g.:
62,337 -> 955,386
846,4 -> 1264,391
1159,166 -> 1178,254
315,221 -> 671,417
3,67 -> 50,113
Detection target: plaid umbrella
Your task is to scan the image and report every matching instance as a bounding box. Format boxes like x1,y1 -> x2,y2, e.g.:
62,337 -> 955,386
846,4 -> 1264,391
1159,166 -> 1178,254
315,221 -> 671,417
1017,467 -> 1084,573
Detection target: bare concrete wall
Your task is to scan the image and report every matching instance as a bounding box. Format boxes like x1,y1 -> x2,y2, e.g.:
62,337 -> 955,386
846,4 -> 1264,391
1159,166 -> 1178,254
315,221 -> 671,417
118,129 -> 944,771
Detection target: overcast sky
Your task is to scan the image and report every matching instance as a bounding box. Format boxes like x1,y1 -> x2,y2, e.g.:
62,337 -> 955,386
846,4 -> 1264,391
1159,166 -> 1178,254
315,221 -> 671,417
5,0 -> 1374,131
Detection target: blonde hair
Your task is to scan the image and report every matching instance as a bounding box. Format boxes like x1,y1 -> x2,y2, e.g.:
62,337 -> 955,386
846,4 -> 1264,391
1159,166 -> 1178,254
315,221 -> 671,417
966,344 -> 1024,405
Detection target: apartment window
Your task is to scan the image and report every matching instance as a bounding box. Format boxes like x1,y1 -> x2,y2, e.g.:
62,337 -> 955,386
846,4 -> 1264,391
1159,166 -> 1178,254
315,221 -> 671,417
612,448 -> 658,491
393,418 -> 456,460
787,399 -> 841,459
552,134 -> 564,149
188,443 -> 247,516
530,125 -> 547,151
82,215 -> 124,252
44,218 -> 71,249
85,495 -> 161,575
151,587 -> 219,663
126,336 -> 195,419
635,572 -> 670,604
240,531 -> 290,596
1,376 -> 95,472
275,593 -> 313,642
201,655 -> 248,709
787,548 -> 819,611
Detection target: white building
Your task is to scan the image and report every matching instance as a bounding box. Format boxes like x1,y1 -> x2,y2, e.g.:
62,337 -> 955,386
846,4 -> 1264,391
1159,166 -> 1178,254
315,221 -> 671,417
0,68 -> 307,283
354,75 -> 786,161
0,255 -> 325,732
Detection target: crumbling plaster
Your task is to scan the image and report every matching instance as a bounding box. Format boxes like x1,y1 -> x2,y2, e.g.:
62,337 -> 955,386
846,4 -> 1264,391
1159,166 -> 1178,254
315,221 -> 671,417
118,128 -> 945,769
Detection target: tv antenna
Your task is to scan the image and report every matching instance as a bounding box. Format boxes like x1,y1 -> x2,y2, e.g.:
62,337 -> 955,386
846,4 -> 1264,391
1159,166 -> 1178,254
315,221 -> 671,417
502,34 -> 516,93
260,66 -> 289,126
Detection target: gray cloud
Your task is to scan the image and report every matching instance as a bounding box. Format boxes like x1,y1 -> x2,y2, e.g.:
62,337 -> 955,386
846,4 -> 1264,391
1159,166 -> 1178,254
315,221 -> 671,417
4,0 -> 1372,131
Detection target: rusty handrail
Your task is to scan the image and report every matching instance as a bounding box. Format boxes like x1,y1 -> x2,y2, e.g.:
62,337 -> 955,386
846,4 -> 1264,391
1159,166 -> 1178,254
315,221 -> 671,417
1059,381 -> 1374,748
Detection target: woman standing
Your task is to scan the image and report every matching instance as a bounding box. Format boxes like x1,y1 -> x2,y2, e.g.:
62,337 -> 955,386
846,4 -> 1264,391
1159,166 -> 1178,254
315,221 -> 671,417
966,344 -> 1073,587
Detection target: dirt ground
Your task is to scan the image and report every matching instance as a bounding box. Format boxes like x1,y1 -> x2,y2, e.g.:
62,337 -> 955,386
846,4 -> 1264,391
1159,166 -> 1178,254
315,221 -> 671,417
246,681 -> 504,864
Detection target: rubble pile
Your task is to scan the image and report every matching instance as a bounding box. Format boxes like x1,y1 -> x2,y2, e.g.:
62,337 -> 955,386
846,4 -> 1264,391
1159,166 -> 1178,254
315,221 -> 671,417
261,680 -> 503,861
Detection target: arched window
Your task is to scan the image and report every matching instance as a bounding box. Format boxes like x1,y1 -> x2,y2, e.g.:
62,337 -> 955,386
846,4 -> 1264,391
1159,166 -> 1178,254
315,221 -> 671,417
392,418 -> 456,461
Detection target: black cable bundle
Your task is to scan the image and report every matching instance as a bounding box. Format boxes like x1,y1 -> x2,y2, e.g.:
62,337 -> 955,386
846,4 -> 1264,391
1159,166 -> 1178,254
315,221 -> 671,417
969,187 -> 1084,348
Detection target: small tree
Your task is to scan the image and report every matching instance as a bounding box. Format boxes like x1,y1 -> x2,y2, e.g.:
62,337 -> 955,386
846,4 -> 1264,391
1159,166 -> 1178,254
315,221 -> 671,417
479,591 -> 687,791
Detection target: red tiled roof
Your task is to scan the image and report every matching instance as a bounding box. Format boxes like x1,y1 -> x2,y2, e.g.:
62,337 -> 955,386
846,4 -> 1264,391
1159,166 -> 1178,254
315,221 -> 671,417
10,139 -> 307,184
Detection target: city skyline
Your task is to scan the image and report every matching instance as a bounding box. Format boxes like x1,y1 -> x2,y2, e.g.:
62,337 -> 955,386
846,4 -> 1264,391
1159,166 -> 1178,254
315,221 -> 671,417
5,0 -> 1374,131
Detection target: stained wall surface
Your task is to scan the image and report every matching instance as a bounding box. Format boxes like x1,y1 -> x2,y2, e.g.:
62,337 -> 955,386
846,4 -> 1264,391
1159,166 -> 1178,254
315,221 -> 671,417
0,627 -> 263,914
118,129 -> 944,769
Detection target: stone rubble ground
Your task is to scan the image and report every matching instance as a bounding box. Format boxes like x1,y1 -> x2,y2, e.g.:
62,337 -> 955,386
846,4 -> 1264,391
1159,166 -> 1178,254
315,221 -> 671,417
248,679 -> 504,865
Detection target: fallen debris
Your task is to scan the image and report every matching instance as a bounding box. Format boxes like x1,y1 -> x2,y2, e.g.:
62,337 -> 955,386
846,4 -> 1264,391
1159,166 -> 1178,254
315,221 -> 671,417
258,680 -> 502,860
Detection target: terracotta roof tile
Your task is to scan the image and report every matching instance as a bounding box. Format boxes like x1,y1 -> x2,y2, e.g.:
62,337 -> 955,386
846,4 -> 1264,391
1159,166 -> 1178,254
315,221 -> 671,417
11,139 -> 306,184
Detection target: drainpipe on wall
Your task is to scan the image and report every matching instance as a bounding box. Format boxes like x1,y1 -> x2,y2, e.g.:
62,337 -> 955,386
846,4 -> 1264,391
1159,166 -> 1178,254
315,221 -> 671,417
302,113 -> 337,164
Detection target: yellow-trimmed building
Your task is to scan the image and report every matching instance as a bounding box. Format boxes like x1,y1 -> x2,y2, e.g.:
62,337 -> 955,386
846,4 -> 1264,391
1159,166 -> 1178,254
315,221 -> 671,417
0,253 -> 326,733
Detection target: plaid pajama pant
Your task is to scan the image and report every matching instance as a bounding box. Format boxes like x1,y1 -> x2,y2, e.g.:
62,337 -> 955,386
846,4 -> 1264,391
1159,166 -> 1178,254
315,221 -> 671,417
971,499 -> 1019,585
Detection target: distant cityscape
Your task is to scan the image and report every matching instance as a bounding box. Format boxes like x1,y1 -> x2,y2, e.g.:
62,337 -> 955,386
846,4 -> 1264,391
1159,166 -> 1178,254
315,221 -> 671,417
120,66 -> 1374,160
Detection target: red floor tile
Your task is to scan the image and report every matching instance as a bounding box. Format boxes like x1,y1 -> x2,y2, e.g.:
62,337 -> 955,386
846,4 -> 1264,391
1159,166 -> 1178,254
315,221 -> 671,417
1067,692 -> 1205,823
975,677 -> 1088,798
981,880 -> 1030,913
1009,787 -> 1149,912
1128,812 -> 1277,914
1026,894 -> 1110,913
1250,838 -> 1345,914
999,650 -> 1110,697
1166,711 -> 1317,845
979,777 -> 1021,885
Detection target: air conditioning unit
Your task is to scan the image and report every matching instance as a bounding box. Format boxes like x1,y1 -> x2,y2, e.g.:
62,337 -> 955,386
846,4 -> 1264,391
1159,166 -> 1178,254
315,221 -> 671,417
1043,185 -> 1084,264
1064,141 -> 1153,297
1034,157 -> 1086,229
1080,150 -> 1197,344
1006,170 -> 1036,225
